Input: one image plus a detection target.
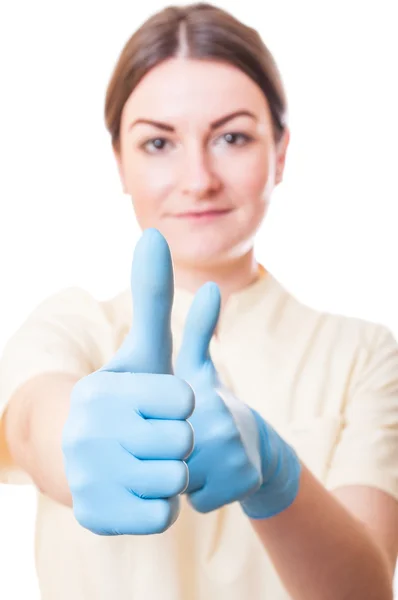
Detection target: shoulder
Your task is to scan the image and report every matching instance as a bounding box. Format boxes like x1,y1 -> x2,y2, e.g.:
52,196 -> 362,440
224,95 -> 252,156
25,286 -> 107,320
22,286 -> 132,333
270,274 -> 396,356
1,286 -> 121,361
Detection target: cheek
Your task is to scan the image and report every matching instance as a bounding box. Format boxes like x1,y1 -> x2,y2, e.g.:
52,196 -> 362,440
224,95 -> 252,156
224,150 -> 272,240
227,146 -> 272,197
225,150 -> 273,220
124,160 -> 175,221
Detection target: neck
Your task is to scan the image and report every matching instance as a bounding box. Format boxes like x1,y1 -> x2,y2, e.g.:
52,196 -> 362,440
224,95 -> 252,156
173,250 -> 260,306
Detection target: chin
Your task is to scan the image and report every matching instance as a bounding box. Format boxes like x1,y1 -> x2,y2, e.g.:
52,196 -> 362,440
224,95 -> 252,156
169,236 -> 250,269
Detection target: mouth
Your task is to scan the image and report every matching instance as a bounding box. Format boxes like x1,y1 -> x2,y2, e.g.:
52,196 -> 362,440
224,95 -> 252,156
173,208 -> 232,221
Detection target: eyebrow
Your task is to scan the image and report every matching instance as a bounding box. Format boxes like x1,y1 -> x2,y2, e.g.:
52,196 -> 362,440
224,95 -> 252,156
128,110 -> 258,132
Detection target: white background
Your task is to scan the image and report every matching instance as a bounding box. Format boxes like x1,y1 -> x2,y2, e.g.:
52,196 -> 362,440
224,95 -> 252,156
0,1 -> 397,597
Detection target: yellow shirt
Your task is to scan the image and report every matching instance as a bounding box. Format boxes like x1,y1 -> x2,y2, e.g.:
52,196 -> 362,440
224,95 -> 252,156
0,272 -> 397,600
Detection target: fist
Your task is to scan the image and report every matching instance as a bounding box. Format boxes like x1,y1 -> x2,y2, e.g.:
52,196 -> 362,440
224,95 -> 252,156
175,283 -> 263,513
175,283 -> 301,518
62,229 -> 194,535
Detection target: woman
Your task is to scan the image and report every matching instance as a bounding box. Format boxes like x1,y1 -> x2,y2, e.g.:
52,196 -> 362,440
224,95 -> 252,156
0,3 -> 397,599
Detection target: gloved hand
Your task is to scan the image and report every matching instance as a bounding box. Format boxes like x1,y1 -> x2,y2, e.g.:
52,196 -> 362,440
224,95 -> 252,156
175,282 -> 302,519
62,229 -> 195,535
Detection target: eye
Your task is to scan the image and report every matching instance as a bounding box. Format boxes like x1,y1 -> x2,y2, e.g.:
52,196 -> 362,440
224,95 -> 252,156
141,138 -> 171,154
216,132 -> 253,147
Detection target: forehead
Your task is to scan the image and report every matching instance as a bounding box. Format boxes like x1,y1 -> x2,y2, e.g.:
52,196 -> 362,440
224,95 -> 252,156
121,58 -> 269,125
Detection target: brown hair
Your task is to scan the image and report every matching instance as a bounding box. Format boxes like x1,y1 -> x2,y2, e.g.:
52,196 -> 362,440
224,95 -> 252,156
105,2 -> 288,152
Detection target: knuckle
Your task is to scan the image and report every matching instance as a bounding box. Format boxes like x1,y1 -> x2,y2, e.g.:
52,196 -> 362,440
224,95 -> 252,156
168,461 -> 189,495
189,494 -> 214,514
177,421 -> 194,459
151,499 -> 177,534
174,377 -> 195,417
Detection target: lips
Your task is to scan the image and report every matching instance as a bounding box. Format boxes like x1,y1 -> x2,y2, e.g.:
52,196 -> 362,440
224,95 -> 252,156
174,208 -> 232,219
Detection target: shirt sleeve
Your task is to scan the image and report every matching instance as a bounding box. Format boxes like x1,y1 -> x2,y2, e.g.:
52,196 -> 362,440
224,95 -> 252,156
0,287 -> 116,483
326,324 -> 398,501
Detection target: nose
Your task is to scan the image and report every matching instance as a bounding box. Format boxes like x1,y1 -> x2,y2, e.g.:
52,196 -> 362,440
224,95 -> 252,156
179,145 -> 222,199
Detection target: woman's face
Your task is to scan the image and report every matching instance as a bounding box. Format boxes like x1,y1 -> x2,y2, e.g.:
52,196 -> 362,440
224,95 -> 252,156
116,58 -> 289,267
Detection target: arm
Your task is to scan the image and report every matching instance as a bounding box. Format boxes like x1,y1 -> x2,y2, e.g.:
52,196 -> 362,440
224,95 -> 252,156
3,373 -> 77,507
333,485 -> 398,578
174,287 -> 397,600
0,286 -> 115,488
250,323 -> 398,599
250,465 -> 395,600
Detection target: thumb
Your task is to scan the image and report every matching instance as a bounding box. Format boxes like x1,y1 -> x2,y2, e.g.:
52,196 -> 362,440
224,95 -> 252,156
175,282 -> 221,381
102,228 -> 174,374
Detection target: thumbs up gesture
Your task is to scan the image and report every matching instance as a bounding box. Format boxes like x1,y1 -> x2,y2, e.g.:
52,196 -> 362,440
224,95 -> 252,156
62,229 -> 194,535
176,283 -> 302,519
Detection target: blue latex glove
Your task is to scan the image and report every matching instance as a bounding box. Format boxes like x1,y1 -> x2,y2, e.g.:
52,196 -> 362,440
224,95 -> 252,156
175,282 -> 302,519
62,229 -> 195,535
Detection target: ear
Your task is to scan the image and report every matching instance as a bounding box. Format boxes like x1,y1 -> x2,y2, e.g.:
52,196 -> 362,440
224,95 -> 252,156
275,127 -> 290,186
113,144 -> 127,194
